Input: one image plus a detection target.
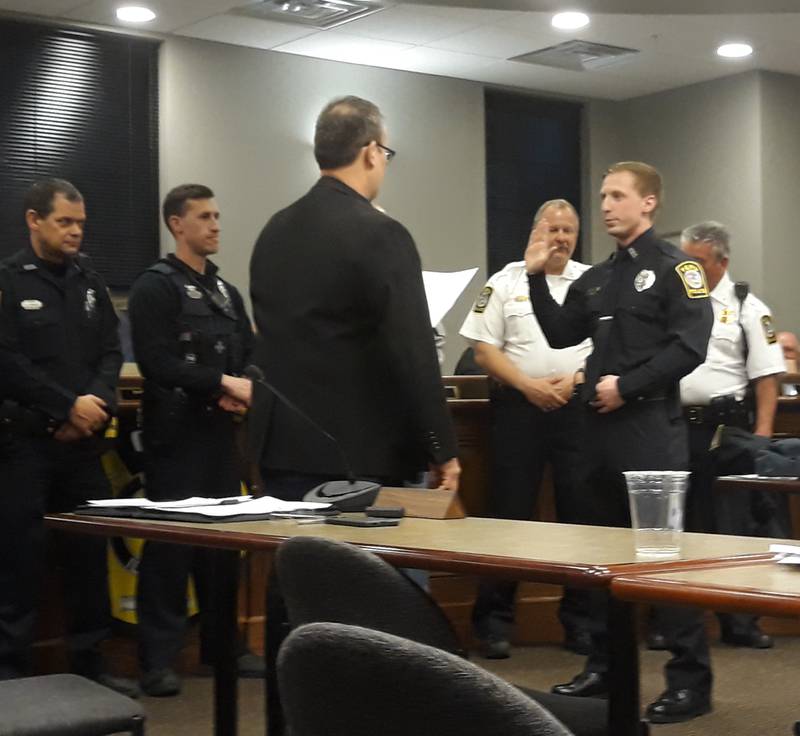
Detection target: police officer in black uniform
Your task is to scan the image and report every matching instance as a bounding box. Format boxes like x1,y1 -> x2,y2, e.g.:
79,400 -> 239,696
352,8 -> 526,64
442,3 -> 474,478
0,178 -> 136,695
128,184 -> 254,696
525,162 -> 715,724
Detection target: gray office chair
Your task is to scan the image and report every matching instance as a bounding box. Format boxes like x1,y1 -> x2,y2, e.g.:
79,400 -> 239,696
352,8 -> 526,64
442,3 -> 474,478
0,673 -> 145,735
279,621 -> 575,736
269,535 -> 606,736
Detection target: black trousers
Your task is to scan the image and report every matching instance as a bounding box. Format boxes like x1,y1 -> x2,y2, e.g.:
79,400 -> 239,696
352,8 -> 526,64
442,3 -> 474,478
472,390 -> 590,642
0,434 -> 112,679
579,399 -> 712,696
658,421 -> 779,638
137,409 -> 241,671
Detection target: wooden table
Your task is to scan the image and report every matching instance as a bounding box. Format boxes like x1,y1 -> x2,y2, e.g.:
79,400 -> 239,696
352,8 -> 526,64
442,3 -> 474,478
715,475 -> 800,497
612,556 -> 800,617
613,558 -> 800,736
45,514 -> 785,736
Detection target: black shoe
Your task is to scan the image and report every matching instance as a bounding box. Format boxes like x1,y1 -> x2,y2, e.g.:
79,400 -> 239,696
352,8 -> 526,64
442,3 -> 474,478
646,632 -> 669,651
480,637 -> 510,660
197,652 -> 268,678
69,649 -> 140,699
237,652 -> 266,677
563,629 -> 592,656
645,689 -> 711,723
92,673 -> 141,699
141,667 -> 182,697
551,671 -> 608,698
720,628 -> 773,649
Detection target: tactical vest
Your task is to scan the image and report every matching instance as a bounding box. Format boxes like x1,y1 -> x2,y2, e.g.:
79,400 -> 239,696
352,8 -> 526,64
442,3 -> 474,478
148,260 -> 243,375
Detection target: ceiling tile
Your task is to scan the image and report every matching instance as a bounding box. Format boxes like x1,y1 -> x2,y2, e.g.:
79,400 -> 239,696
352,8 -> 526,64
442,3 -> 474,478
0,0 -> 84,12
338,4 -> 483,44
383,46 -> 496,76
274,31 -> 413,66
174,13 -> 315,49
64,0 -> 243,33
426,24 -> 558,59
400,3 -> 524,25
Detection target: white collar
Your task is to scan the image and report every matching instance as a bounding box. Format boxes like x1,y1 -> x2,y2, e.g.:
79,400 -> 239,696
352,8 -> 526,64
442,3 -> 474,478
710,271 -> 736,306
547,259 -> 582,281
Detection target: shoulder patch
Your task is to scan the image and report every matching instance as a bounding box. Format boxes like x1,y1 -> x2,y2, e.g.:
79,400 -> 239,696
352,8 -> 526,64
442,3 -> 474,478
472,286 -> 493,313
761,314 -> 777,345
675,261 -> 709,299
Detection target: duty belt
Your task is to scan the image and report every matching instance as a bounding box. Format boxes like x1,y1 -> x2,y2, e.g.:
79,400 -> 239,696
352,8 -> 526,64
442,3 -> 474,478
683,396 -> 751,427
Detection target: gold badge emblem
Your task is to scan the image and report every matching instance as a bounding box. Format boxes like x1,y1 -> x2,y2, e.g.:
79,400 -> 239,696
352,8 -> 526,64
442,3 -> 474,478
675,261 -> 709,299
472,286 -> 493,314
761,315 -> 777,344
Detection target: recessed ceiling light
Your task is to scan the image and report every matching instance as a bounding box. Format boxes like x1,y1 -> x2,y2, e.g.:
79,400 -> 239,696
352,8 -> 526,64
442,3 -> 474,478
717,42 -> 753,59
552,11 -> 590,31
116,6 -> 156,23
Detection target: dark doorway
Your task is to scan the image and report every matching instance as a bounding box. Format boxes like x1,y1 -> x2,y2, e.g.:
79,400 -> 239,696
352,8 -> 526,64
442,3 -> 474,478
484,90 -> 582,276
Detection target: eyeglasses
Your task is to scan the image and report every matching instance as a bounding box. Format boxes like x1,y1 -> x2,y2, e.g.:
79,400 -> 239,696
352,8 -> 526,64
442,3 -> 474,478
375,142 -> 396,161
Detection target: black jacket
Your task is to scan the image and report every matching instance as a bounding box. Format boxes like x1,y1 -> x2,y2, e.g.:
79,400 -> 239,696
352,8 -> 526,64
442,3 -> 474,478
249,176 -> 457,479
0,246 -> 122,421
128,254 -> 253,397
529,228 -> 713,414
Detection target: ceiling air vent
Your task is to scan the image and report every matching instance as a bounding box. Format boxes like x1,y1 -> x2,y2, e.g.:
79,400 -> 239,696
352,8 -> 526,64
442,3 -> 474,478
233,0 -> 386,29
510,40 -> 639,72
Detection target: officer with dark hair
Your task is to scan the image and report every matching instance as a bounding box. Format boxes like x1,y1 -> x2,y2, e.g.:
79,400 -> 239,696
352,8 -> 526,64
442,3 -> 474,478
0,178 -> 136,695
250,95 -> 460,498
128,183 -> 254,696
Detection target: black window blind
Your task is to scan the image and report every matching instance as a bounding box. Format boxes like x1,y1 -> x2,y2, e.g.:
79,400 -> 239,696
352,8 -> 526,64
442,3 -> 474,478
0,19 -> 160,289
484,90 -> 582,276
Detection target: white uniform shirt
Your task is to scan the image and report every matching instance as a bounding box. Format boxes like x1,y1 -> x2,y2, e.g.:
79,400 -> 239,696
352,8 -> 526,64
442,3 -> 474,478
680,272 -> 785,405
459,260 -> 592,378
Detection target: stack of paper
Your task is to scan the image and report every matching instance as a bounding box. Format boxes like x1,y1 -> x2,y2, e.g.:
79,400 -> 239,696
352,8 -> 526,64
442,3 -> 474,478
769,543 -> 800,566
83,495 -> 331,519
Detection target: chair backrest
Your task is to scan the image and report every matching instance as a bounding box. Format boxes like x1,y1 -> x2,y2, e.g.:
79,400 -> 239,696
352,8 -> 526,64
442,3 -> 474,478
278,622 -> 575,736
274,535 -> 462,654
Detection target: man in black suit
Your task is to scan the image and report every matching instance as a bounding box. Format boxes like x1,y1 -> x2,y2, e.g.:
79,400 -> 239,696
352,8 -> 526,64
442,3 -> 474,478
249,95 -> 460,498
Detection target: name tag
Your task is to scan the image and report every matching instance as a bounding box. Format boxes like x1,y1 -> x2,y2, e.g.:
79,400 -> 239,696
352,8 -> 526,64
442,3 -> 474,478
20,299 -> 43,310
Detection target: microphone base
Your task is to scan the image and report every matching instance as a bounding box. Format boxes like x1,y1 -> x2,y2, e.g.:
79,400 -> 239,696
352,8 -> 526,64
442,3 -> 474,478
303,479 -> 382,512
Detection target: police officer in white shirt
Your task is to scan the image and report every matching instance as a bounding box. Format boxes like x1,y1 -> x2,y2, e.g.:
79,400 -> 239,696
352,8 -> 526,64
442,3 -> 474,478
667,221 -> 785,649
460,199 -> 592,659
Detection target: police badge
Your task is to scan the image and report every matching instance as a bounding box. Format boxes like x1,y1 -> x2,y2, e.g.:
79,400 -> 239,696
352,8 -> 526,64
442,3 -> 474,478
84,288 -> 97,317
216,279 -> 230,304
633,269 -> 655,292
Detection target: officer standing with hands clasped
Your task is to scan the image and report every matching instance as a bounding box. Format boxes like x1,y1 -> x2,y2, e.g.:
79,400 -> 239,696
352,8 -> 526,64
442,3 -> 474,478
128,184 -> 254,696
460,198 -> 592,660
676,221 -> 786,647
525,162 -> 715,723
0,178 -> 137,695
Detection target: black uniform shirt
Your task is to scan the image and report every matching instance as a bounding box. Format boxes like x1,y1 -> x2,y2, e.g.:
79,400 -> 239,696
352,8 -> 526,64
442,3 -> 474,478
0,245 -> 122,421
128,254 -> 253,396
529,228 -> 714,404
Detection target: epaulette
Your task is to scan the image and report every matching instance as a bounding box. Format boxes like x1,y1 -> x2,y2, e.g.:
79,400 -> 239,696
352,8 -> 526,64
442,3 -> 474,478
147,260 -> 176,276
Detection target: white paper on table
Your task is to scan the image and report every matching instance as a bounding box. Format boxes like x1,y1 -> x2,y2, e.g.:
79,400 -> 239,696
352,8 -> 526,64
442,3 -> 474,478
770,543 -> 800,566
422,268 -> 479,327
148,496 -> 331,517
770,543 -> 800,555
86,496 -> 249,509
84,495 -> 331,517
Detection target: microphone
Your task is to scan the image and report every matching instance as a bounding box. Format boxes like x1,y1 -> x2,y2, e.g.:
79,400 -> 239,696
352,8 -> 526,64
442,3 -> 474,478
244,365 -> 380,510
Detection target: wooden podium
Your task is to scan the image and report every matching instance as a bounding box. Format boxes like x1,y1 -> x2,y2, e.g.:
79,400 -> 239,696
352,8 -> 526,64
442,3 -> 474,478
374,487 -> 466,519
